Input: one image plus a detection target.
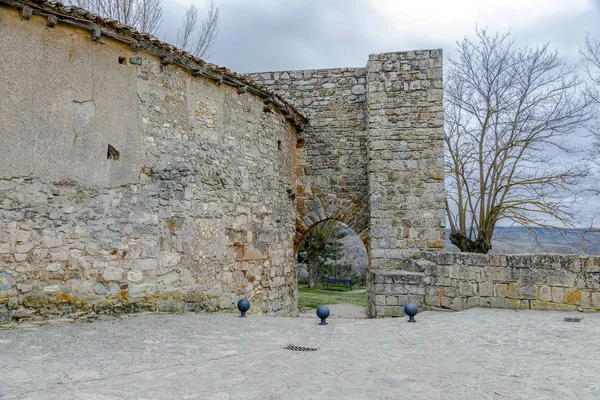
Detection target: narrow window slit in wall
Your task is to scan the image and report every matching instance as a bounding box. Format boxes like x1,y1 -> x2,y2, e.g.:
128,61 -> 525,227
118,57 -> 127,65
278,140 -> 282,151
107,145 -> 120,160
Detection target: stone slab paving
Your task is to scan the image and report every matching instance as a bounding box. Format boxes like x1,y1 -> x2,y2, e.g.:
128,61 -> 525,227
1,308 -> 599,399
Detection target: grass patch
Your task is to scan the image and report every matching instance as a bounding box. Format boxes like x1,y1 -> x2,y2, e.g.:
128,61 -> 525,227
298,284 -> 367,310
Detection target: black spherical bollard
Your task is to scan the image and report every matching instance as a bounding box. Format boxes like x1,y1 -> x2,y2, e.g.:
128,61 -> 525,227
316,305 -> 330,325
237,299 -> 250,317
404,303 -> 418,323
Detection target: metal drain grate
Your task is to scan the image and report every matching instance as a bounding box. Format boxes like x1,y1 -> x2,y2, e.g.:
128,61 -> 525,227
564,317 -> 582,322
284,344 -> 318,352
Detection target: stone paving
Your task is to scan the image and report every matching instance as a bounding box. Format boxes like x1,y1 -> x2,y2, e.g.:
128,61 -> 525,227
1,308 -> 599,399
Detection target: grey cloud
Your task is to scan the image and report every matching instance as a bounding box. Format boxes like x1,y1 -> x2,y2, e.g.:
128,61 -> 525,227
160,0 -> 414,72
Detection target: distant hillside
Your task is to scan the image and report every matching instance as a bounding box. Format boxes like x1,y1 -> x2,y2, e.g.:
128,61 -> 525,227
299,226 -> 600,280
446,227 -> 600,255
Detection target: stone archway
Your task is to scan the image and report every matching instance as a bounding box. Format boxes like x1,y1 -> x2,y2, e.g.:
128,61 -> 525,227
247,50 -> 446,317
295,194 -> 368,252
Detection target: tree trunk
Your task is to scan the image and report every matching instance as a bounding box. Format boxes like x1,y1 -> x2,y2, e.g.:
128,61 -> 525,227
307,250 -> 319,288
449,231 -> 492,254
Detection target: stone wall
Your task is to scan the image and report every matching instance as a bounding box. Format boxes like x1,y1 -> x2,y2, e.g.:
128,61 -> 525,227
369,252 -> 600,316
248,51 -> 447,318
245,68 -> 370,246
364,51 -> 446,317
0,5 -> 300,323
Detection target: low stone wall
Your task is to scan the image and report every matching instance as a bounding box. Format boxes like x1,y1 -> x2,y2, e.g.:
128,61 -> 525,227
369,252 -> 600,317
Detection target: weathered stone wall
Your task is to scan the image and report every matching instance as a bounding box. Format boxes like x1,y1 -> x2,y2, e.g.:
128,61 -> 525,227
245,68 -> 370,246
364,51 -> 446,317
370,252 -> 600,316
248,51 -> 446,318
0,6 -> 299,323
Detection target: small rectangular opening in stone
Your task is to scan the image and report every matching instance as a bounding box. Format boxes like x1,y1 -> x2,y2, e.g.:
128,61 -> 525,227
107,144 -> 120,160
118,57 -> 127,65
278,140 -> 282,151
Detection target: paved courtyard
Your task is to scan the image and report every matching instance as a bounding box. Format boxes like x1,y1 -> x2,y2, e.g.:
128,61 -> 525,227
1,308 -> 599,399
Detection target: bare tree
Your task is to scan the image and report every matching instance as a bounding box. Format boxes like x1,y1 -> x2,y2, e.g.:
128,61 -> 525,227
68,0 -> 163,35
580,35 -> 600,232
297,220 -> 347,289
581,35 -> 600,178
176,1 -> 220,59
445,29 -> 595,254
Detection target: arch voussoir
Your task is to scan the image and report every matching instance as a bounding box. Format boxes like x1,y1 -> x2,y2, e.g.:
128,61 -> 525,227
294,193 -> 368,249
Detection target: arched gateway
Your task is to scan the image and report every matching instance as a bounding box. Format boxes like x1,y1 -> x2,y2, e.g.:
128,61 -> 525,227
248,53 -> 446,317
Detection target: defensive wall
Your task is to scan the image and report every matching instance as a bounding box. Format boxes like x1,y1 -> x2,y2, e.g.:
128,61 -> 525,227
0,0 -> 303,322
370,252 -> 600,314
1,0 -> 598,323
248,51 -> 448,317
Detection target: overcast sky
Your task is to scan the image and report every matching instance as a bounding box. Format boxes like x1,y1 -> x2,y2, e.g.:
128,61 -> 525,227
159,0 -> 600,72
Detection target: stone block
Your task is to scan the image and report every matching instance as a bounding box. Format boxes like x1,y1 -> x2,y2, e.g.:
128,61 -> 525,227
425,263 -> 449,277
374,305 -> 405,317
551,287 -> 565,303
459,253 -> 489,266
565,289 -> 584,306
495,283 -> 508,298
490,297 -> 521,309
450,297 -> 463,311
127,270 -> 144,283
592,293 -> 600,310
159,253 -> 180,267
482,267 -> 518,283
391,284 -> 410,295
562,255 -> 582,272
545,270 -> 576,288
134,258 -> 159,270
385,295 -> 398,306
506,255 -> 533,269
464,296 -> 479,309
438,286 -> 457,298
448,265 -> 479,281
396,294 -> 424,306
489,254 -> 507,267
102,267 -> 124,281
14,253 -> 28,262
479,298 -> 492,308
553,303 -> 578,312
43,284 -> 61,293
375,295 -> 386,306
424,295 -> 440,307
0,273 -> 13,291
440,296 -> 452,309
461,281 -> 477,296
479,281 -> 493,297
530,300 -> 555,310
432,277 -> 452,287
536,285 -> 552,302
586,257 -> 600,272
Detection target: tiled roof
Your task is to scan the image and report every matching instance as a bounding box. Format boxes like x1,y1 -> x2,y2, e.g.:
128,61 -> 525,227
0,0 -> 306,131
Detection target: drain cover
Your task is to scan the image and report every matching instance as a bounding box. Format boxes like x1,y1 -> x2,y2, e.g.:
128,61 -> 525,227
564,317 -> 582,322
284,344 -> 318,352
